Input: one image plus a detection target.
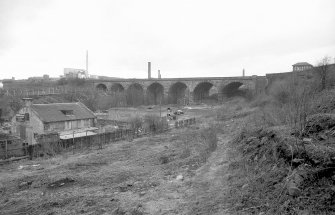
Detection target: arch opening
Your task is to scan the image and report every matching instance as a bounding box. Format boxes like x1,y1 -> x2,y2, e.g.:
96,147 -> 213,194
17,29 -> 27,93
96,83 -> 107,92
126,83 -> 144,106
221,82 -> 246,98
110,83 -> 126,107
193,82 -> 217,103
110,83 -> 125,93
168,82 -> 188,104
147,83 -> 164,105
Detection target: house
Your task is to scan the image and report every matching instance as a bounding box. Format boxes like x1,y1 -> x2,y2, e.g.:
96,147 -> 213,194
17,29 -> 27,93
292,62 -> 313,72
11,98 -> 98,145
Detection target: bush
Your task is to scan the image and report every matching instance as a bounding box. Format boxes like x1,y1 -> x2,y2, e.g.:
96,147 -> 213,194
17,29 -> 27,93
255,79 -> 318,135
143,114 -> 168,133
249,93 -> 272,108
128,116 -> 143,134
57,78 -> 67,85
159,155 -> 169,164
310,89 -> 335,114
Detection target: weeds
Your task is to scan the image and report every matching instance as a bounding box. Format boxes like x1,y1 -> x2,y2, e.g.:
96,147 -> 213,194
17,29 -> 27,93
225,78 -> 335,214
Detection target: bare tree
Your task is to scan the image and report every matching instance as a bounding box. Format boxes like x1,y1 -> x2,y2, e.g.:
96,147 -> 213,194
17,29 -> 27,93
316,56 -> 331,90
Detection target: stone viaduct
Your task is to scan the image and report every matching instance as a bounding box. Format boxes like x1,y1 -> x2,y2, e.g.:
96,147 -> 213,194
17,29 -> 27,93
90,76 -> 266,105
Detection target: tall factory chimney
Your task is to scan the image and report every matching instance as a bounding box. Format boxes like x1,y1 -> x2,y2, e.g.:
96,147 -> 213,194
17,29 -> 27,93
148,62 -> 151,79
158,70 -> 161,79
86,50 -> 88,78
242,68 -> 245,77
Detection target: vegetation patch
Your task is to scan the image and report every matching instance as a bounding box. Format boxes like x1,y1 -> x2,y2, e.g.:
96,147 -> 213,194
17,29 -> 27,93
225,80 -> 335,214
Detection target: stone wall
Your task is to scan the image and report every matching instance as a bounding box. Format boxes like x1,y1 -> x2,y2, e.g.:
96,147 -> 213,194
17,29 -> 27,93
265,64 -> 335,91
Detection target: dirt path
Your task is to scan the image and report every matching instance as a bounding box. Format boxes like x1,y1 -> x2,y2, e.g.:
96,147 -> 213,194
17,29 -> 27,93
177,134 -> 231,215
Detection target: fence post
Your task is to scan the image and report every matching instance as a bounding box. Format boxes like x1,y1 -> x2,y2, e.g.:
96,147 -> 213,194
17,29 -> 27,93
99,134 -> 102,149
80,136 -> 82,152
86,131 -> 88,149
179,120 -> 183,127
72,131 -> 75,154
5,140 -> 8,160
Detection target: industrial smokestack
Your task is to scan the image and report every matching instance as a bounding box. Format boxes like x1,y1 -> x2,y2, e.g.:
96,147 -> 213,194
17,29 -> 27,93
148,62 -> 151,79
242,68 -> 245,77
158,70 -> 161,79
86,50 -> 88,77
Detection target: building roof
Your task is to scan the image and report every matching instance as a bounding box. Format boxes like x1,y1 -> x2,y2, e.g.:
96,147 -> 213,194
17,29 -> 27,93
292,62 -> 313,66
31,102 -> 96,123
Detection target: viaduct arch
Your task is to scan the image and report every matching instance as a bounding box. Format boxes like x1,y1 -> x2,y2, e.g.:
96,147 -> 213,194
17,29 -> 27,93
92,76 -> 264,106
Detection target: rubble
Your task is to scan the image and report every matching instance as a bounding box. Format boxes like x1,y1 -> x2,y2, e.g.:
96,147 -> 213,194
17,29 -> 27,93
176,174 -> 184,181
47,177 -> 75,189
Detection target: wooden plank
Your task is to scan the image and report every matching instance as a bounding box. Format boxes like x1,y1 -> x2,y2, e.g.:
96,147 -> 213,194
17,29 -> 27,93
0,155 -> 29,165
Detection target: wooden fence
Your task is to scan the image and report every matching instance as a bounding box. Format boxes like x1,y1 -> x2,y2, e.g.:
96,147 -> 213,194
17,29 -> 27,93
0,138 -> 26,160
174,118 -> 196,128
0,118 -> 196,161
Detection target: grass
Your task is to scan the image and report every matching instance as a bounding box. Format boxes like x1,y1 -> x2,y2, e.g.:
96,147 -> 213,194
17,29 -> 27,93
222,83 -> 335,214
0,105 -> 223,215
7,94 -> 332,215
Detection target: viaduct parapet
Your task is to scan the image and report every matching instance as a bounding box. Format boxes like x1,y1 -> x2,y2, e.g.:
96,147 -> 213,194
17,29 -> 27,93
91,76 -> 266,105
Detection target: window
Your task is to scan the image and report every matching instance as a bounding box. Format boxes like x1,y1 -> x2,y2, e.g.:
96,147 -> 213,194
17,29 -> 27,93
61,110 -> 74,116
65,121 -> 72,130
16,114 -> 25,122
72,120 -> 78,129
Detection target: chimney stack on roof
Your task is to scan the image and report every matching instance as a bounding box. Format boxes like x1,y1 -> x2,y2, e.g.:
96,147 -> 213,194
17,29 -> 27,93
22,98 -> 33,108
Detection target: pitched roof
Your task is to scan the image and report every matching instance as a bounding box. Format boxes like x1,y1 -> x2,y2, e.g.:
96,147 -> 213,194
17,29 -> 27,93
292,62 -> 313,66
31,102 -> 96,123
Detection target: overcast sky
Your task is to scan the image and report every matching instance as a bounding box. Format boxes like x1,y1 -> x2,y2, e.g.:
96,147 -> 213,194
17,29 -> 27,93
0,0 -> 334,79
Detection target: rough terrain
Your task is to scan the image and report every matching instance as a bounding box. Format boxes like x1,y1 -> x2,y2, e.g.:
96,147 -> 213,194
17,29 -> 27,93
0,103 -> 247,215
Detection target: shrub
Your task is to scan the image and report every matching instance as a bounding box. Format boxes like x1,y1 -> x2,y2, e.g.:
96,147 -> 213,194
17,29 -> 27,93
202,128 -> 217,152
57,78 -> 67,85
128,116 -> 143,134
257,78 -> 318,135
143,114 -> 168,133
268,80 -> 291,104
159,155 -> 169,164
310,89 -> 335,114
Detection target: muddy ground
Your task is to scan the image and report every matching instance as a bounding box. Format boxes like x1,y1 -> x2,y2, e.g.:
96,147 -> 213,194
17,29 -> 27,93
0,103 -> 247,215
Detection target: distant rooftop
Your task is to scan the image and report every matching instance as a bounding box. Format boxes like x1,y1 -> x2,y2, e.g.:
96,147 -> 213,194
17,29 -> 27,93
292,62 -> 313,66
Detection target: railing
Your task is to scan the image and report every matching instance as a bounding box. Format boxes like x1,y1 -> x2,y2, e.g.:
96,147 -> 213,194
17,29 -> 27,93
0,87 -> 97,97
